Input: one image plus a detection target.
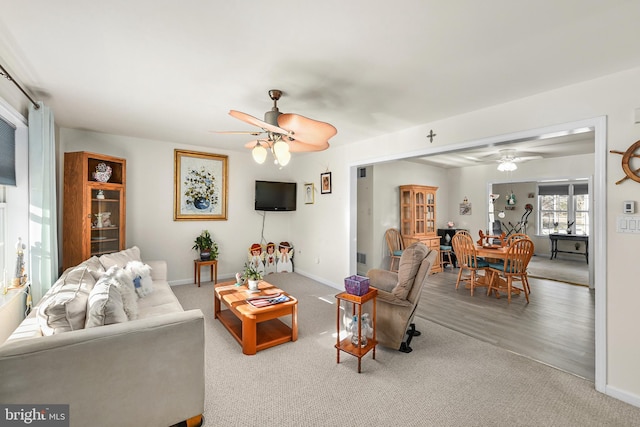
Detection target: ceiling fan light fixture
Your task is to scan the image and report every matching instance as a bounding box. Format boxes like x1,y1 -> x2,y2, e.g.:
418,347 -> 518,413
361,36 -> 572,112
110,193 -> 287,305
278,150 -> 291,167
497,160 -> 517,172
273,139 -> 289,158
252,142 -> 268,164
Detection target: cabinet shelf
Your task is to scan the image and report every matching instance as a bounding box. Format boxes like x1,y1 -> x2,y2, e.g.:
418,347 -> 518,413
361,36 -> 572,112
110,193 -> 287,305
335,337 -> 378,357
91,198 -> 120,203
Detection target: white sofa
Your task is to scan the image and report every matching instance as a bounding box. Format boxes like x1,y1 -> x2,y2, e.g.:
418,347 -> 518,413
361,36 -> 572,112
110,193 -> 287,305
0,247 -> 205,427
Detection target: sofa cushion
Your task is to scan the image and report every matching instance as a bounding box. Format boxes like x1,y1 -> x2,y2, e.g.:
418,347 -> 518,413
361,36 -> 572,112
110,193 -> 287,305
36,264 -> 97,335
102,266 -> 139,321
86,274 -> 129,327
99,246 -> 142,269
392,243 -> 429,300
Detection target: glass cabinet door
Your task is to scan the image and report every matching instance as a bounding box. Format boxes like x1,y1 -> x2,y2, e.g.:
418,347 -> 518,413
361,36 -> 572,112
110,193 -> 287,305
90,187 -> 122,257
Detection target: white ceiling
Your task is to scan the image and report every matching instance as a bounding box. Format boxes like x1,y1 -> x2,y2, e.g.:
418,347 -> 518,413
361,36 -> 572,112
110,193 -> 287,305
0,1 -> 638,156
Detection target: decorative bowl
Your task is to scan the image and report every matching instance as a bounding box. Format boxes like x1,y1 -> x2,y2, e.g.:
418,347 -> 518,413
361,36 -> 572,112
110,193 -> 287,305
93,163 -> 112,182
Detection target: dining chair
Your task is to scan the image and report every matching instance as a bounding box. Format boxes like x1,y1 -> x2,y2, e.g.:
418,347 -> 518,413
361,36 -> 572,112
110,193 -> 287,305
384,228 -> 404,272
451,233 -> 489,295
486,238 -> 534,303
505,233 -> 529,246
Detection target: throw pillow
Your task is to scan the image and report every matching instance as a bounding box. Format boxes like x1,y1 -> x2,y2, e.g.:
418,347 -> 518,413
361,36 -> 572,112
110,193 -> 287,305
392,242 -> 429,300
81,256 -> 106,280
86,274 -> 129,327
99,246 -> 142,269
125,260 -> 153,297
36,264 -> 97,335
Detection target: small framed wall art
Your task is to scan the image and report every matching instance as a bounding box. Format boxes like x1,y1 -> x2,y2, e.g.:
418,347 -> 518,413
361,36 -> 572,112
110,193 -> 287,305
174,149 -> 228,220
304,183 -> 315,204
320,172 -> 332,194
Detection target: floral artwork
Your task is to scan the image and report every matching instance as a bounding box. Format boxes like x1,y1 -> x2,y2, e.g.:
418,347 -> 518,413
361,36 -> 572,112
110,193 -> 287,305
184,166 -> 218,209
174,150 -> 228,220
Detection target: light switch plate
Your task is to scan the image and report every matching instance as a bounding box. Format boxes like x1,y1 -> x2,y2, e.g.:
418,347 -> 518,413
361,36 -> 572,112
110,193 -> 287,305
617,215 -> 640,233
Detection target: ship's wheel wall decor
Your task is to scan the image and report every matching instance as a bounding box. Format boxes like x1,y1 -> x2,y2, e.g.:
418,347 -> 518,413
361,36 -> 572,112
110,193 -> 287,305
610,140 -> 640,184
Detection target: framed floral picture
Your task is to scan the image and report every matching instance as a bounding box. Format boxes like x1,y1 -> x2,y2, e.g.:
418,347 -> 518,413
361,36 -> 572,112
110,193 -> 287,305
174,149 -> 228,220
320,172 -> 332,194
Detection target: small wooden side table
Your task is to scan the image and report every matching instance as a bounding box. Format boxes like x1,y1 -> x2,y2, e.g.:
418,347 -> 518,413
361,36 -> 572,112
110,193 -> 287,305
193,259 -> 218,287
335,288 -> 377,373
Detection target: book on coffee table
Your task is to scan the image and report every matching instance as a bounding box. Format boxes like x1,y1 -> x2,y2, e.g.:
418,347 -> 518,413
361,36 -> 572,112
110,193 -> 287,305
246,293 -> 290,308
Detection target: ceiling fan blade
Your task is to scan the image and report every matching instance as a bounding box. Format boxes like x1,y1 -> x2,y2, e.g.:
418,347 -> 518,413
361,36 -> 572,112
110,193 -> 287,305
277,113 -> 337,146
229,110 -> 290,135
244,139 -> 268,149
288,140 -> 330,152
212,130 -> 264,136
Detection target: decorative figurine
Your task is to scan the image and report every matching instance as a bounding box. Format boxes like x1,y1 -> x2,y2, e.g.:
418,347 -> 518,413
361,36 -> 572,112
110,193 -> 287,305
247,243 -> 265,276
264,242 -> 277,275
11,237 -> 27,288
276,241 -> 294,273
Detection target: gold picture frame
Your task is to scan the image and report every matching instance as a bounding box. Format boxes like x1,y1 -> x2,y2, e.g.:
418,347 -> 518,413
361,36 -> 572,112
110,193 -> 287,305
174,149 -> 228,220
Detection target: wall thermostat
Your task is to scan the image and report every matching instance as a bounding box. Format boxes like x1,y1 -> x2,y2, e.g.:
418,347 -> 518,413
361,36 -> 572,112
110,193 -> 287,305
623,201 -> 635,214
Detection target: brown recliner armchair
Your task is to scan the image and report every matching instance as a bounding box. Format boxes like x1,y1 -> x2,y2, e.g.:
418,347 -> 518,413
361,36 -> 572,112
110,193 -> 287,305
367,242 -> 437,353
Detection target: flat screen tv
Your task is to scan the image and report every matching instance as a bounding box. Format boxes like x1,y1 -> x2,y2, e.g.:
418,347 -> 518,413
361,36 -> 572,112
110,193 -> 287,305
255,180 -> 297,211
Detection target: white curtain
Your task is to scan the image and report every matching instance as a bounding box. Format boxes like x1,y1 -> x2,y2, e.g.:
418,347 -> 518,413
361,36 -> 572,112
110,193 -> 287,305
28,102 -> 58,304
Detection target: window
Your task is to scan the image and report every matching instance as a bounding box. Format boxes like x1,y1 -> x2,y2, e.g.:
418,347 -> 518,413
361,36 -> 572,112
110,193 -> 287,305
538,182 -> 589,235
0,115 -> 16,186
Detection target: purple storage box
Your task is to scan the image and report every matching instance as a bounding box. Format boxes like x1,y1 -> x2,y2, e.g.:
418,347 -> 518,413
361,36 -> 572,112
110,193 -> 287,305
344,275 -> 370,296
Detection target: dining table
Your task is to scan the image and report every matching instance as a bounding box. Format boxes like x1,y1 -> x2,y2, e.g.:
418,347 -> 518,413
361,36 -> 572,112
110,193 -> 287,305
474,244 -> 521,298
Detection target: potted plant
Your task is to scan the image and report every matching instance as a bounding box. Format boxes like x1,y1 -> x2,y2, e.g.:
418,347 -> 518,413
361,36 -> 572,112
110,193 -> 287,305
243,262 -> 262,291
192,230 -> 218,260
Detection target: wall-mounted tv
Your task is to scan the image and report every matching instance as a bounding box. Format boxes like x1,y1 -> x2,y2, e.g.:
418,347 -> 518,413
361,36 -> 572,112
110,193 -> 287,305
255,180 -> 297,211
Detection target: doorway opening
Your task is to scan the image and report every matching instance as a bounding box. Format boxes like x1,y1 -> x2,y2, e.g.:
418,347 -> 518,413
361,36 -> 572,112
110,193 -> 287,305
349,116 -> 606,391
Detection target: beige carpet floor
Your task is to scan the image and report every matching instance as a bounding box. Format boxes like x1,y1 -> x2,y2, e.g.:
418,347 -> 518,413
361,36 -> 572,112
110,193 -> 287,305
173,273 -> 640,426
527,254 -> 589,286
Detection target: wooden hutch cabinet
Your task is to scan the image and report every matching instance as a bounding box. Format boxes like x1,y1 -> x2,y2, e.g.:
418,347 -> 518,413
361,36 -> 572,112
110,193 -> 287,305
63,152 -> 126,270
399,185 -> 441,273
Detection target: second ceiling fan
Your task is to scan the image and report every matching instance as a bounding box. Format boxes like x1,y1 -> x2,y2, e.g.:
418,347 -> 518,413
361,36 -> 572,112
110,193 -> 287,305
220,89 -> 337,166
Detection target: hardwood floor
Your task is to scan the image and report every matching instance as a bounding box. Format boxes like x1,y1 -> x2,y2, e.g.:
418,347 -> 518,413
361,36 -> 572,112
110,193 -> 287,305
415,265 -> 595,381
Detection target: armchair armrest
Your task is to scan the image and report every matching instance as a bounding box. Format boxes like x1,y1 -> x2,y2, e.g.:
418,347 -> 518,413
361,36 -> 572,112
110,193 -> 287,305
375,288 -> 413,307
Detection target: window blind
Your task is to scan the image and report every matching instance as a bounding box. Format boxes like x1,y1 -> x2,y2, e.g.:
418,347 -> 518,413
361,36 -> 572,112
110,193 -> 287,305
574,183 -> 589,195
0,116 -> 16,186
538,184 -> 569,195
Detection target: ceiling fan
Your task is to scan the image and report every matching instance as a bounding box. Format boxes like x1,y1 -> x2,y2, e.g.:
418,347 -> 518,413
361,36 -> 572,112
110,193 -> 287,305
217,89 -> 337,167
463,148 -> 543,168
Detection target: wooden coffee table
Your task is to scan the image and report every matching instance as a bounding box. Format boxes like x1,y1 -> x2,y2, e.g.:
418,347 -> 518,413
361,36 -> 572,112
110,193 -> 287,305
214,280 -> 298,355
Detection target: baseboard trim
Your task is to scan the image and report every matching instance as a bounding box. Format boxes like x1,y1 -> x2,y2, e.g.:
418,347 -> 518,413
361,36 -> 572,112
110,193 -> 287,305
605,384 -> 640,408
294,269 -> 341,290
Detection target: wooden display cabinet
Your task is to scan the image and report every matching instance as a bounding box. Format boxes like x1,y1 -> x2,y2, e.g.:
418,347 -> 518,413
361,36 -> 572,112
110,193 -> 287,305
399,185 -> 441,272
335,288 -> 377,373
63,152 -> 126,270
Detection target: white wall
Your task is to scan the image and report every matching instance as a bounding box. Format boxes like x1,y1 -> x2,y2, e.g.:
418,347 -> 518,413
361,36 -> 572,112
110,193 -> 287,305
291,67 -> 640,404
59,129 -> 301,283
